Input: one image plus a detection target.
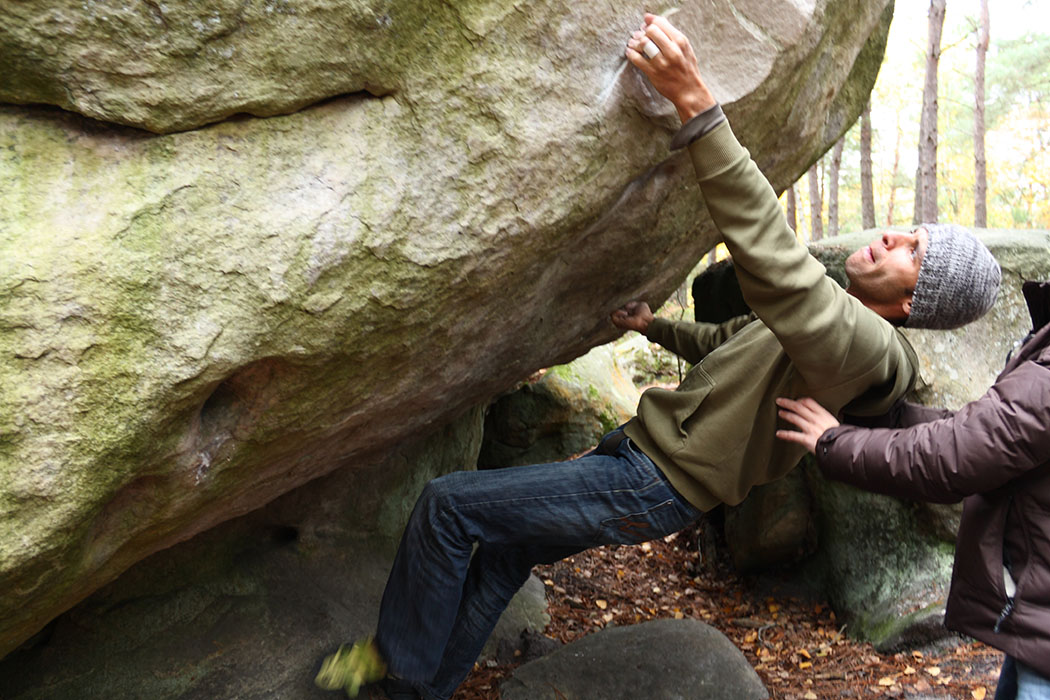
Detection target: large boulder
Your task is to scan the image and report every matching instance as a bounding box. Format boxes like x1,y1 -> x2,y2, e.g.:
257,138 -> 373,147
722,468 -> 816,572
0,0 -> 894,656
500,619 -> 768,700
1,0 -> 889,138
0,406 -> 488,699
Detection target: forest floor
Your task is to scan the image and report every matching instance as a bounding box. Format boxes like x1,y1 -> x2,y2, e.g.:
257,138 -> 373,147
452,521 -> 1002,700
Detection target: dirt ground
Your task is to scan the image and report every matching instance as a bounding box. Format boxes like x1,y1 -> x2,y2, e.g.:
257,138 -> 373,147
453,522 -> 1002,699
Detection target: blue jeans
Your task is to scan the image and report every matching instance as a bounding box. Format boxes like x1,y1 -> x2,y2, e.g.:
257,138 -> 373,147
996,656 -> 1050,700
373,430 -> 702,700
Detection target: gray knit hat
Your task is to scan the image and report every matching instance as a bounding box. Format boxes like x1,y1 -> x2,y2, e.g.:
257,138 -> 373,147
905,223 -> 1001,330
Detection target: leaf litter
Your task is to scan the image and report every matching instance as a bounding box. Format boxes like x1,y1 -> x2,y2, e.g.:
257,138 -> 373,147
454,521 -> 1002,699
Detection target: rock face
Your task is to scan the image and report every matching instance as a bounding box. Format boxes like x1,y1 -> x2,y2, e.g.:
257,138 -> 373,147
500,619 -> 769,700
0,0 -> 894,657
723,468 -> 816,572
479,346 -> 640,468
0,406 -> 488,699
1,0 -> 889,138
697,229 -> 1050,646
801,458 -> 955,650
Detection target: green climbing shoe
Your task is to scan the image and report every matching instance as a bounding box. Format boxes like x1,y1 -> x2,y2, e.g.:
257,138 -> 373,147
314,637 -> 388,697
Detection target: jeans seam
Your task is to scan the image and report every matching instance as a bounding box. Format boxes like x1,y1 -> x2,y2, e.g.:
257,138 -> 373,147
625,444 -> 701,520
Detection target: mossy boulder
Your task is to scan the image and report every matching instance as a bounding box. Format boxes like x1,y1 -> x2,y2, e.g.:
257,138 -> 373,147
0,0 -> 894,657
0,407 -> 487,699
479,346 -> 640,468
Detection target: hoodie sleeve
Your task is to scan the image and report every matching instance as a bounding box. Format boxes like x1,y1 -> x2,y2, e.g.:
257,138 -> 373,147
645,314 -> 755,365
686,121 -> 908,392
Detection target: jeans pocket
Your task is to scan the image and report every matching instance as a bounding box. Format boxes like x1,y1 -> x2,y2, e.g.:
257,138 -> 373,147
598,498 -> 693,546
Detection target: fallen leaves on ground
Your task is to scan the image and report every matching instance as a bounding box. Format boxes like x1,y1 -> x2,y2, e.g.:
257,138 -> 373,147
453,522 -> 1002,699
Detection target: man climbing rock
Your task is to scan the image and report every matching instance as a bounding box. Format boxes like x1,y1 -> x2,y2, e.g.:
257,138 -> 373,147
315,14 -> 1001,700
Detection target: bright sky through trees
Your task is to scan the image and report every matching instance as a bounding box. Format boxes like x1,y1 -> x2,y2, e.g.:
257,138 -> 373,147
788,0 -> 1050,237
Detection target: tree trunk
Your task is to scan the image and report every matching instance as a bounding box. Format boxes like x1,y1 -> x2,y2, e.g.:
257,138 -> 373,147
974,0 -> 989,227
808,162 -> 823,240
912,160 -> 923,225
786,184 -> 798,233
914,0 -> 946,225
887,115 -> 903,225
828,137 -> 845,237
860,103 -> 876,229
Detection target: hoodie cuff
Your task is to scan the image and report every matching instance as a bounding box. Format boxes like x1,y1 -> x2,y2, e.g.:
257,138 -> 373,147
670,104 -> 727,150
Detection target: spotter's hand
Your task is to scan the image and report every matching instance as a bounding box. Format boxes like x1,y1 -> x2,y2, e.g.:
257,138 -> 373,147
775,397 -> 841,455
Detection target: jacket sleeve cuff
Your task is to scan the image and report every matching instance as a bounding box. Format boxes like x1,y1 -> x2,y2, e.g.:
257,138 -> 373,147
815,427 -> 839,466
670,104 -> 727,150
815,425 -> 856,476
685,118 -> 748,182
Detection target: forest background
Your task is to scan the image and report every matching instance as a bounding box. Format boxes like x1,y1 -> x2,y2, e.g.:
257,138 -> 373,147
734,0 -> 1050,252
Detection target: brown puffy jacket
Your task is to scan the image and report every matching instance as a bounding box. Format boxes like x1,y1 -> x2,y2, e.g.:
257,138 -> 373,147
815,281 -> 1050,677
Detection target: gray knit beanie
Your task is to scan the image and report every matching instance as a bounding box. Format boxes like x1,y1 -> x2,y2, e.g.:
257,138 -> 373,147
905,223 -> 1001,330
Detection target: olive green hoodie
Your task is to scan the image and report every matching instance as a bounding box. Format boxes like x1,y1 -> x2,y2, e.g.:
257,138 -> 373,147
623,120 -> 918,512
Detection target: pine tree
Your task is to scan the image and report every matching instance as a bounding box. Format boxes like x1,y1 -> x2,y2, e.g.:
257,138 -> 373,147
828,138 -> 845,237
860,103 -> 876,229
808,162 -> 823,240
974,0 -> 989,227
914,0 -> 947,224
